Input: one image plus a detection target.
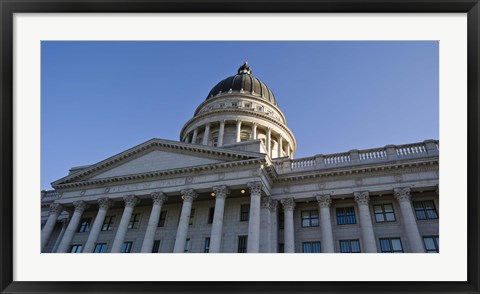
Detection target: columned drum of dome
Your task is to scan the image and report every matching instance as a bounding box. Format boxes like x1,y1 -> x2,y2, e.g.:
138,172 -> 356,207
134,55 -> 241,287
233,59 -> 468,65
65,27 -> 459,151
180,62 -> 297,159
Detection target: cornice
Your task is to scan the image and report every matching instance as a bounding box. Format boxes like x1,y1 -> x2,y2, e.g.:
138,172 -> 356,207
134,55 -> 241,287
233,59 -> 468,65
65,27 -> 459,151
270,157 -> 439,183
192,92 -> 287,123
52,138 -> 263,187
180,108 -> 297,150
53,158 -> 265,190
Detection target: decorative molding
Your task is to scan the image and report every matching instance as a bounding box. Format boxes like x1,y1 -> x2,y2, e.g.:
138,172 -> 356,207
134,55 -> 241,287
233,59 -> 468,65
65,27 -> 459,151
269,199 -> 278,212
260,195 -> 271,209
394,187 -> 412,202
123,195 -> 140,208
247,181 -> 263,196
54,158 -> 265,190
151,192 -> 168,205
280,198 -> 296,211
354,191 -> 370,206
49,203 -> 64,215
72,201 -> 89,213
212,185 -> 229,199
181,189 -> 198,202
354,178 -> 363,186
394,174 -> 403,183
52,138 -> 262,187
98,198 -> 113,210
186,176 -> 193,184
315,194 -> 332,208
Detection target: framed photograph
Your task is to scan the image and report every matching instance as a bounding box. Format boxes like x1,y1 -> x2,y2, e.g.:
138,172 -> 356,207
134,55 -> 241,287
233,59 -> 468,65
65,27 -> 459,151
1,1 -> 479,293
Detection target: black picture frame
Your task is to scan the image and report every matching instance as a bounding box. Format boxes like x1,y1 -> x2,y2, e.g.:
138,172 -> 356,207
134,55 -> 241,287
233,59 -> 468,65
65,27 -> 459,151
1,1 -> 479,293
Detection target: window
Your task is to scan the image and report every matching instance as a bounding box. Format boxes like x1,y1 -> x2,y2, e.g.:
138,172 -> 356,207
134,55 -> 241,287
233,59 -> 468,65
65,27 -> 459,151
413,201 -> 438,220
336,207 -> 356,225
208,207 -> 215,224
212,137 -> 218,147
101,215 -> 115,231
121,241 -> 133,253
256,106 -> 263,111
94,243 -> 108,253
219,103 -> 225,108
302,241 -> 321,253
238,236 -> 248,253
301,210 -> 319,227
158,210 -> 167,227
278,243 -> 284,253
70,244 -> 83,253
128,213 -> 140,229
423,236 -> 439,253
244,103 -> 251,108
204,237 -> 211,253
339,239 -> 361,253
240,204 -> 249,221
184,238 -> 191,253
152,240 -> 161,253
278,212 -> 284,229
373,204 -> 396,222
379,238 -> 404,253
189,208 -> 195,225
78,217 -> 91,232
231,102 -> 238,107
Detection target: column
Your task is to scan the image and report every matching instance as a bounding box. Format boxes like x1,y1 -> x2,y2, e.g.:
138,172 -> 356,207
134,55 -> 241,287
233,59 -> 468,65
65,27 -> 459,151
52,219 -> 68,253
269,199 -> 278,253
191,128 -> 198,144
173,189 -> 198,253
246,182 -> 263,253
252,123 -> 257,140
56,201 -> 89,253
394,187 -> 424,252
354,191 -> 377,253
141,192 -> 168,253
287,145 -> 291,158
202,124 -> 210,145
218,120 -> 225,147
236,120 -> 242,142
281,198 -> 296,253
41,203 -> 64,251
83,198 -> 113,253
266,128 -> 271,157
316,194 -> 335,253
209,186 -> 229,253
259,195 -> 271,253
111,195 -> 140,253
278,134 -> 283,158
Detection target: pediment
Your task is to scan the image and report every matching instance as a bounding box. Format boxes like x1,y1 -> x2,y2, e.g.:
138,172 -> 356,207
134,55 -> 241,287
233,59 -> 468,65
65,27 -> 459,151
52,138 -> 264,187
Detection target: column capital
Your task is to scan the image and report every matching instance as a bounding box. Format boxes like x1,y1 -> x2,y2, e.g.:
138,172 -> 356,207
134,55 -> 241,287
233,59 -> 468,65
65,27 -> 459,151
151,192 -> 168,205
354,191 -> 370,206
269,199 -> 278,212
260,195 -> 271,209
315,194 -> 332,208
123,195 -> 140,208
72,200 -> 89,213
212,185 -> 229,199
181,189 -> 198,202
49,203 -> 64,214
394,187 -> 412,202
247,181 -> 263,196
98,198 -> 114,210
281,198 -> 296,211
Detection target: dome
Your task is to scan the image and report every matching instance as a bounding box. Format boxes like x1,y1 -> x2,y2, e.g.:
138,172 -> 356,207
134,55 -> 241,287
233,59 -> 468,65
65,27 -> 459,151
206,62 -> 277,105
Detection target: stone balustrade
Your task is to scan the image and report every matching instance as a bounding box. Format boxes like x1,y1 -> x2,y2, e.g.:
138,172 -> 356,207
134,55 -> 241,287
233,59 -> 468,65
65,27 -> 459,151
277,140 -> 439,174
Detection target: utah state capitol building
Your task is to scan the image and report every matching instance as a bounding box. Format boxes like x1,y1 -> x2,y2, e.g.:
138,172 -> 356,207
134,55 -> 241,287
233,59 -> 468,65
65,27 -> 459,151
41,62 -> 439,254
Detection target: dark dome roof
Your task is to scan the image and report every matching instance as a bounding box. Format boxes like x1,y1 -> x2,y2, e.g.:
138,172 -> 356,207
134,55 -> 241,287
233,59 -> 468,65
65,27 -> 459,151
206,62 -> 277,105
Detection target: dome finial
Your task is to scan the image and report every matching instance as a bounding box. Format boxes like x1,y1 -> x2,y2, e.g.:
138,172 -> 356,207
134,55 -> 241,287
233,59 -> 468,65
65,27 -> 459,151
238,61 -> 252,75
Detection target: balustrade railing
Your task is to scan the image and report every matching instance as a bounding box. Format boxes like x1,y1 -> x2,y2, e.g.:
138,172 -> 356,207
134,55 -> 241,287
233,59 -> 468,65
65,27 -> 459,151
276,140 -> 438,174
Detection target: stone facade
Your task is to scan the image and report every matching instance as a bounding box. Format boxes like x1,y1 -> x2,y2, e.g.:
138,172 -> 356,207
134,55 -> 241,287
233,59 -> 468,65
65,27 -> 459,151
41,63 -> 439,253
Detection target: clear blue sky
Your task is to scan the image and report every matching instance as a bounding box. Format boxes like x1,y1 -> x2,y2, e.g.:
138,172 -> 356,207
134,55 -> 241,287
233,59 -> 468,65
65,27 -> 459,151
41,41 -> 439,190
